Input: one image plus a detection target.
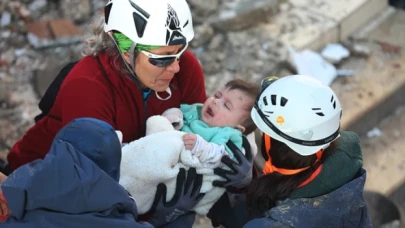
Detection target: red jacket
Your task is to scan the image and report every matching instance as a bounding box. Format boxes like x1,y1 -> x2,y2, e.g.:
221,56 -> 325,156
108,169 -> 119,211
7,51 -> 207,170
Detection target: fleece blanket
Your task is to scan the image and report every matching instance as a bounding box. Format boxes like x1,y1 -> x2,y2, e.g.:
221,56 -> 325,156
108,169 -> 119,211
119,115 -> 233,215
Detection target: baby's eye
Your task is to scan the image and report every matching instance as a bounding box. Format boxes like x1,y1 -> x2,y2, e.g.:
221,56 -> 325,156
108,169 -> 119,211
224,103 -> 230,110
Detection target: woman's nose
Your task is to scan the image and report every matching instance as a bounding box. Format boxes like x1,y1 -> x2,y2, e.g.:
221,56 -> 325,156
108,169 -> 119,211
166,60 -> 180,73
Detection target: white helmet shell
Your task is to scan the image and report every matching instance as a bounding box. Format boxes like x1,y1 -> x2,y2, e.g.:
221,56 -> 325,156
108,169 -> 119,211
104,0 -> 194,46
251,75 -> 342,156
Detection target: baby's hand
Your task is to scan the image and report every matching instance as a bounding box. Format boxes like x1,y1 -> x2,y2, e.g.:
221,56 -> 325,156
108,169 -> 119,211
182,133 -> 197,150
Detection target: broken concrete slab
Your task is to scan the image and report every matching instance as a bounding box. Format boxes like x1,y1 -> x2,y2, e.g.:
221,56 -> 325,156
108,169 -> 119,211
335,47 -> 405,136
334,8 -> 405,136
259,7 -> 338,50
49,19 -> 83,45
289,0 -> 389,41
211,0 -> 280,32
361,105 -> 405,194
289,0 -> 368,22
339,0 -> 388,41
26,19 -> 83,48
26,20 -> 54,48
365,10 -> 405,48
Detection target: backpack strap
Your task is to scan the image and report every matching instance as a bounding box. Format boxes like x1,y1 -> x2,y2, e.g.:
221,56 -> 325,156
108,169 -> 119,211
34,61 -> 78,122
34,56 -> 117,124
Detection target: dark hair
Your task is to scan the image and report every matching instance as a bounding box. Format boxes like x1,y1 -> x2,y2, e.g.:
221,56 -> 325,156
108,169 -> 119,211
246,137 -> 337,218
224,79 -> 260,135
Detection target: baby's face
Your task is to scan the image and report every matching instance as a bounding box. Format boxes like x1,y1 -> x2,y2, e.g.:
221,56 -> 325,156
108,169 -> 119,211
201,87 -> 253,130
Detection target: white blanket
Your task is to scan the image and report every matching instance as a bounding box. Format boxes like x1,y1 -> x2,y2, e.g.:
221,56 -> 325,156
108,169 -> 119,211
119,115 -> 226,215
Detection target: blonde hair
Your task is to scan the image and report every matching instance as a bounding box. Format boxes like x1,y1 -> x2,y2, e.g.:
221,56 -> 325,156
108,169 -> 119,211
81,14 -> 126,73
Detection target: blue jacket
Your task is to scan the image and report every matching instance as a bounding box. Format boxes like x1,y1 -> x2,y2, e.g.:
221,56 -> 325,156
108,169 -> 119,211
244,169 -> 372,228
0,118 -> 194,228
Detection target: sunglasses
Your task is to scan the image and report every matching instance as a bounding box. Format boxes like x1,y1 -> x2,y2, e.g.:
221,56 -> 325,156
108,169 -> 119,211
140,43 -> 188,67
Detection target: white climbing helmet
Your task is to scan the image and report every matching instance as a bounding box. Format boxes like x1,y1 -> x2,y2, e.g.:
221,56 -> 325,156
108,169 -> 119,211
251,75 -> 342,156
103,0 -> 194,46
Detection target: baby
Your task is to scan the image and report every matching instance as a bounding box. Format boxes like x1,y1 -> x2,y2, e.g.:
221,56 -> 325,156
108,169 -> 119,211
118,79 -> 260,215
163,79 -> 260,168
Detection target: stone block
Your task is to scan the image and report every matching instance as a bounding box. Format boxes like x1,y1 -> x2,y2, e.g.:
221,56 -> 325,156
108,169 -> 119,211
211,0 -> 280,32
289,0 -> 368,22
49,19 -> 83,45
26,20 -> 54,48
366,10 -> 405,48
339,0 -> 388,41
26,19 -> 83,49
259,7 -> 338,50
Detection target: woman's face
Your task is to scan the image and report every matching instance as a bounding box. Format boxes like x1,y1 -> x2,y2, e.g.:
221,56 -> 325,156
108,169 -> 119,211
123,44 -> 184,92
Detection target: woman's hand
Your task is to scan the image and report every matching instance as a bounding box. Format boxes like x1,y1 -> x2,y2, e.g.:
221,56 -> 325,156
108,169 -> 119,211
213,136 -> 253,190
148,168 -> 205,227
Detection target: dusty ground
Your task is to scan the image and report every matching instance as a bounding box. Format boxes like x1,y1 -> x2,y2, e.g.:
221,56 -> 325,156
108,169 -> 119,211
362,105 -> 405,195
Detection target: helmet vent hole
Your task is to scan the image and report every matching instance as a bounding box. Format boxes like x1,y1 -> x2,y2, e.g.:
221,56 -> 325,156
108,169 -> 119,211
330,95 -> 334,102
166,30 -> 170,44
312,108 -> 324,116
183,20 -> 189,28
129,0 -> 150,18
263,96 -> 268,106
271,95 -> 277,105
333,101 -> 336,109
133,12 -> 148,38
105,3 -> 113,24
280,97 -> 288,107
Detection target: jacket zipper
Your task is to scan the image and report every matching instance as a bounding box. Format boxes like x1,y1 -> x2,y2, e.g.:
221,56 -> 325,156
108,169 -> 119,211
142,92 -> 151,134
126,73 -> 152,137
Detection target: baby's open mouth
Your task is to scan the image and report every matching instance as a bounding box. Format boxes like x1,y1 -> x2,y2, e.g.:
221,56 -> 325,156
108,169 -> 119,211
207,107 -> 214,117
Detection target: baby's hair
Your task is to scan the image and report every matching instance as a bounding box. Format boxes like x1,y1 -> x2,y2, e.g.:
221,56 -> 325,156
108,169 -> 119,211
224,79 -> 260,135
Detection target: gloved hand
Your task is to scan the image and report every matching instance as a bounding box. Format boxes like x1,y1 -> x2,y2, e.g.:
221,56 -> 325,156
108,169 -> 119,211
148,168 -> 205,227
213,136 -> 253,190
162,108 -> 184,130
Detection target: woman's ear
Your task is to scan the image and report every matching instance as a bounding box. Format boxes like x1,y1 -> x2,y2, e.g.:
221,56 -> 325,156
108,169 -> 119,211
236,125 -> 245,133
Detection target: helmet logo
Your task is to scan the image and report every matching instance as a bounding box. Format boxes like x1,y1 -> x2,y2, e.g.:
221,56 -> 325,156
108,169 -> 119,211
276,116 -> 284,126
166,4 -> 186,45
166,4 -> 180,31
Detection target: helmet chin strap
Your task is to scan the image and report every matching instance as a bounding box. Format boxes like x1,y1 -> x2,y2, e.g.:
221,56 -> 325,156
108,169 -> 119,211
129,41 -> 172,100
129,42 -> 137,73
